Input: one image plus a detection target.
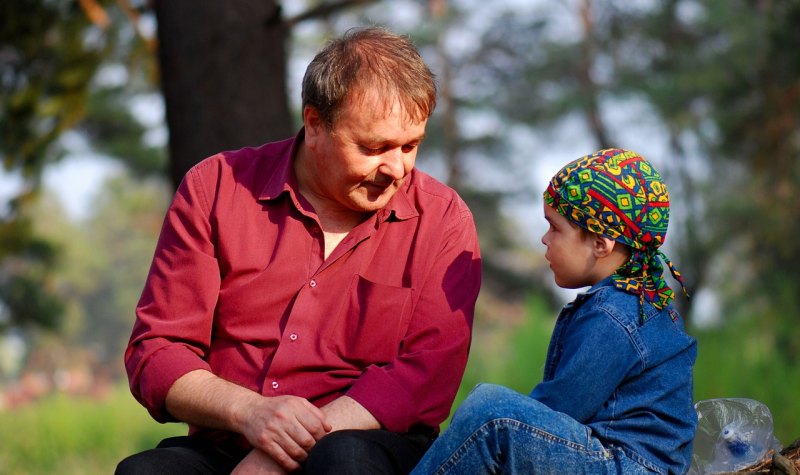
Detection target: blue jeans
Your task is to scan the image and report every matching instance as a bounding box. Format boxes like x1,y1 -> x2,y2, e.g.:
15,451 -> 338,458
411,384 -> 655,475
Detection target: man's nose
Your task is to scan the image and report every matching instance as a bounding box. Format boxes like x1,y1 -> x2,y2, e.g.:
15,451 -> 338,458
379,147 -> 409,180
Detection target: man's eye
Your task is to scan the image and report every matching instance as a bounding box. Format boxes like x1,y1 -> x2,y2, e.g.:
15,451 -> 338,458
401,144 -> 418,153
361,146 -> 384,155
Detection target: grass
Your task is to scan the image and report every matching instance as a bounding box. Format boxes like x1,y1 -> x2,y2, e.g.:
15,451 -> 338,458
0,385 -> 186,475
1,295 -> 798,473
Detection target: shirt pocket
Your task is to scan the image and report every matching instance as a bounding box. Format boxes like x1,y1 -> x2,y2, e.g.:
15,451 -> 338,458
326,274 -> 413,367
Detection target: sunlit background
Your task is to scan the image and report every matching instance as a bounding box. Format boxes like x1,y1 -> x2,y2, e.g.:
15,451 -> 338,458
2,0 -> 799,473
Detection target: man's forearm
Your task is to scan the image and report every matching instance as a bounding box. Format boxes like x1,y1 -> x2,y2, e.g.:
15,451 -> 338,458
321,395 -> 381,432
166,369 -> 331,471
165,369 -> 260,433
166,371 -> 377,434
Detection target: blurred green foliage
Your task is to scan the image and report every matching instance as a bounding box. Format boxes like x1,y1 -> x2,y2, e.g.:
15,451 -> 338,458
0,0 -> 164,335
0,209 -> 63,333
0,385 -> 184,475
437,0 -> 800,360
17,175 -> 171,373
0,0 -> 107,177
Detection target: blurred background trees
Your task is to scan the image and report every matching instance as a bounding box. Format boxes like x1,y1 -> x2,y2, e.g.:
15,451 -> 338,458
1,0 -> 799,461
0,0 -> 162,341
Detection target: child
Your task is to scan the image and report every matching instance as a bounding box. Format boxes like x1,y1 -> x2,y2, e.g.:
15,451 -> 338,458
411,149 -> 697,475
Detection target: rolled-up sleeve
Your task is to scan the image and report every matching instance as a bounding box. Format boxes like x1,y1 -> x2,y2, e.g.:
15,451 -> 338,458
347,206 -> 481,432
125,162 -> 221,422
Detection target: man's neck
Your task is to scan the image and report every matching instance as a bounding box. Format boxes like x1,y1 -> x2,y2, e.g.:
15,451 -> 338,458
294,144 -> 362,228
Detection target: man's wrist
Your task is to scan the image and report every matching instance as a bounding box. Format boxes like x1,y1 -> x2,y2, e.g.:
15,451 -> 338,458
226,388 -> 264,434
166,369 -> 261,434
321,395 -> 380,432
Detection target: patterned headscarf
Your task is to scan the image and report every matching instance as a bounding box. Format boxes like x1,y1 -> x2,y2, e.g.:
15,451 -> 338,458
543,148 -> 688,317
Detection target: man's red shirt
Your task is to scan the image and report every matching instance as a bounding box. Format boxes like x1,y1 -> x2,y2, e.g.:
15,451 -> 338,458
126,132 -> 482,440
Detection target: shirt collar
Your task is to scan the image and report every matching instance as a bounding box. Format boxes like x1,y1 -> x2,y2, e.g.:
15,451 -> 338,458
566,276 -> 661,322
377,177 -> 418,223
564,276 -> 616,309
258,128 -> 305,202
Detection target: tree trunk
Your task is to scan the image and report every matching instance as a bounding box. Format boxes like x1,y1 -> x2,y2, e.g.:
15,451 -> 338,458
155,0 -> 294,189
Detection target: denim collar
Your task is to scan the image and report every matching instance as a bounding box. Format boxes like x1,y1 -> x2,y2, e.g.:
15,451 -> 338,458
564,276 -> 616,309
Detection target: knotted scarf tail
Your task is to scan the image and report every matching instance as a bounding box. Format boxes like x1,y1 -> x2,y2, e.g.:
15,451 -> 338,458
615,249 -> 690,322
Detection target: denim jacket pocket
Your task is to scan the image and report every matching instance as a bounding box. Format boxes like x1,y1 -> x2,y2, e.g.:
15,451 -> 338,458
326,274 -> 413,366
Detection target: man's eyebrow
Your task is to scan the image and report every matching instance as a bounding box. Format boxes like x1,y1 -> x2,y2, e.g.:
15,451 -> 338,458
362,133 -> 426,145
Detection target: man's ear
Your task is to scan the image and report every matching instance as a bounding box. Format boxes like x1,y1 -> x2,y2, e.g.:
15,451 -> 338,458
303,105 -> 323,147
593,235 -> 616,258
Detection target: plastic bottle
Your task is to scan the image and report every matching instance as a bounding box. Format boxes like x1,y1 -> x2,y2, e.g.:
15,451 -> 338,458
688,398 -> 782,474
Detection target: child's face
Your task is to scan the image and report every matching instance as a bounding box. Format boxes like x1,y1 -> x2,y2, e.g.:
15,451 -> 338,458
541,203 -> 597,289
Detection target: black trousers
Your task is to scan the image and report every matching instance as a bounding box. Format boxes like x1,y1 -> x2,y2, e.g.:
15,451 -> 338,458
115,430 -> 434,475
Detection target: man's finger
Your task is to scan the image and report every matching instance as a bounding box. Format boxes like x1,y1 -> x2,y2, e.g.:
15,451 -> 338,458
295,413 -> 330,441
262,440 -> 302,471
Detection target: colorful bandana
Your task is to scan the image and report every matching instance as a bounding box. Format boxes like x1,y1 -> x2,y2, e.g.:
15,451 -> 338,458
543,148 -> 688,317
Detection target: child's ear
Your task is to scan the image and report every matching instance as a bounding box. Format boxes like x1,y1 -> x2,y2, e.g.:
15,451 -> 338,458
592,235 -> 616,258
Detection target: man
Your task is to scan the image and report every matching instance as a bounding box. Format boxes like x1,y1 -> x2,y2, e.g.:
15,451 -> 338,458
117,27 -> 482,475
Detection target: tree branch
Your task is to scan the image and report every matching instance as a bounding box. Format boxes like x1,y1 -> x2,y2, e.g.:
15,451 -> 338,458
578,0 -> 613,147
77,0 -> 111,29
283,0 -> 381,29
117,0 -> 157,54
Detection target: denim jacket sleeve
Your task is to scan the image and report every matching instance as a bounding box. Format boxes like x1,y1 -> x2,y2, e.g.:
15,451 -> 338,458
530,299 -> 640,423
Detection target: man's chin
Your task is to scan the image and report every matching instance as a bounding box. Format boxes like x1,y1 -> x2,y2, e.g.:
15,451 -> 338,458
355,198 -> 390,212
352,189 -> 396,212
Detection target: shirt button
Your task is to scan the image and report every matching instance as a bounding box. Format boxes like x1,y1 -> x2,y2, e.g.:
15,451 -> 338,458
271,381 -> 279,389
311,226 -> 320,234
309,279 -> 317,287
289,333 -> 298,341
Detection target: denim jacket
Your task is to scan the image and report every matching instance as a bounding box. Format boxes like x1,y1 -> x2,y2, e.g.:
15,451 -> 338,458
530,277 -> 697,474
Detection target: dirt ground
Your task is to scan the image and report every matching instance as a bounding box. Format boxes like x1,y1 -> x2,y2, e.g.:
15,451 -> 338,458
723,438 -> 800,475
